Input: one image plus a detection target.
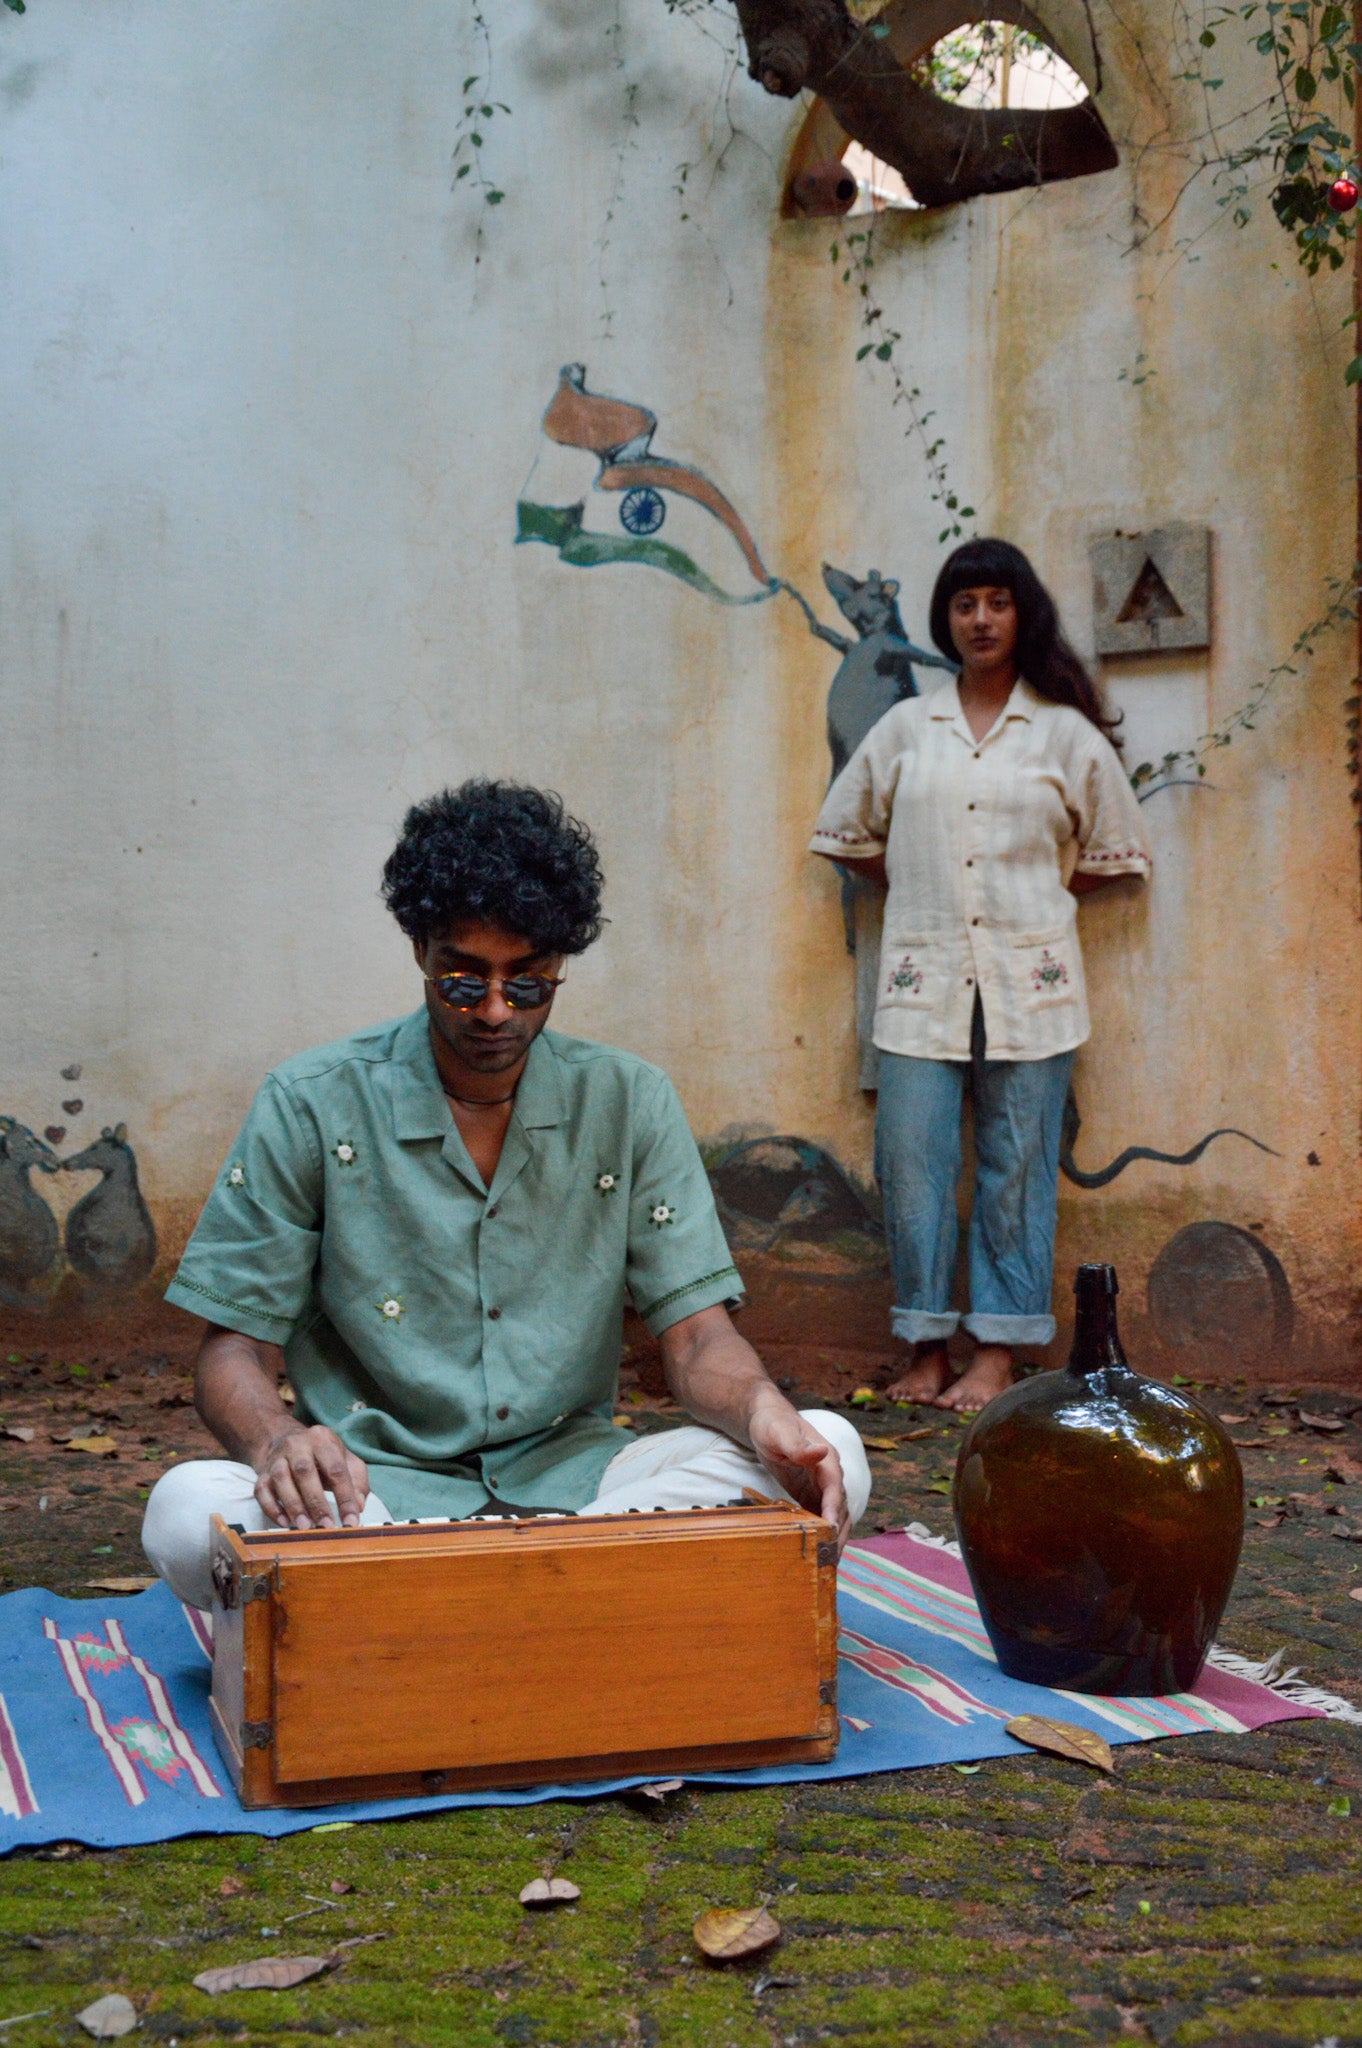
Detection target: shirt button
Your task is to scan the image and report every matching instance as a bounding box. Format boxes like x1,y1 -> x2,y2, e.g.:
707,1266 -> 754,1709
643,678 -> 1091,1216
971,917 -> 980,926
965,859 -> 974,867
965,976 -> 974,986
488,1306 -> 502,1320
486,1205 -> 498,1220
496,1405 -> 509,1421
968,803 -> 976,811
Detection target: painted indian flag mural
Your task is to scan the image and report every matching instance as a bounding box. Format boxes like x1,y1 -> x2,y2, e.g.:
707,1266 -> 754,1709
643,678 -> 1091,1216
517,364 -> 782,607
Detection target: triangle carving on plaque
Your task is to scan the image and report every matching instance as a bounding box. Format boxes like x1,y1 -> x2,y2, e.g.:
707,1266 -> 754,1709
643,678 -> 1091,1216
1115,555 -> 1185,625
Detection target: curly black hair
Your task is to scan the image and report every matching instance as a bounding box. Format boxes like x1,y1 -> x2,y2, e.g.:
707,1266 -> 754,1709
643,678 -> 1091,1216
381,780 -> 605,955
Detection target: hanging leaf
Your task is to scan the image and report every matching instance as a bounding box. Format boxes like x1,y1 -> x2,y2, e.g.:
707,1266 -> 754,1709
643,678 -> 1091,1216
693,1906 -> 781,1960
518,1877 -> 580,1908
76,1994 -> 138,2039
192,1954 -> 330,1993
1005,1716 -> 1114,1774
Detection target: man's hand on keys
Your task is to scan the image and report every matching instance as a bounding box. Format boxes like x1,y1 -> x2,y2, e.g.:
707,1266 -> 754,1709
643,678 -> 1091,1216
253,1424 -> 370,1530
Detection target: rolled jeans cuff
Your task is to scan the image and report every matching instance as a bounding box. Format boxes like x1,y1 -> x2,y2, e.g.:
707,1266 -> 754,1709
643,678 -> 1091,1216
961,1312 -> 1056,1345
891,1308 -> 960,1343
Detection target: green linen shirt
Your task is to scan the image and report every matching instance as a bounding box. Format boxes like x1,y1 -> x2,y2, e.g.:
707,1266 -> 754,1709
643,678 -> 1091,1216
165,1010 -> 743,1519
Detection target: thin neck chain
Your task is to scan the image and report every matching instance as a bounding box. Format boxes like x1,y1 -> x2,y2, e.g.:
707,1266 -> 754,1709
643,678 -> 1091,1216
444,1088 -> 517,1109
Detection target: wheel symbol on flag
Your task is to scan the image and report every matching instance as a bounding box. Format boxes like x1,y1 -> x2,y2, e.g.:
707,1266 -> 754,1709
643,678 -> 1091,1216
619,487 -> 666,536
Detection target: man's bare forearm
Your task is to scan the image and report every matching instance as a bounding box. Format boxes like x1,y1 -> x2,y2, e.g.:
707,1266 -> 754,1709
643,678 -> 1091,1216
657,1304 -> 780,1443
195,1326 -> 296,1469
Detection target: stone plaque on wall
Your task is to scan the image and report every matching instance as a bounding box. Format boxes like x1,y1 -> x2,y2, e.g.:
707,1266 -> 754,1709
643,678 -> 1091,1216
1089,525 -> 1210,656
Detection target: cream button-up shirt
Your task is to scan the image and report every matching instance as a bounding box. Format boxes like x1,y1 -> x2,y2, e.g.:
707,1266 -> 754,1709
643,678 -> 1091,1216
810,678 -> 1152,1062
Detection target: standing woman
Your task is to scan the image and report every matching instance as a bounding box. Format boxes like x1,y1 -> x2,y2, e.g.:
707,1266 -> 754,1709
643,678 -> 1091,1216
809,539 -> 1152,1411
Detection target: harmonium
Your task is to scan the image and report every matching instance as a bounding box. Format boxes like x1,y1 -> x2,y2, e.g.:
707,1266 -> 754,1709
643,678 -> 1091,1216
207,1497 -> 840,1809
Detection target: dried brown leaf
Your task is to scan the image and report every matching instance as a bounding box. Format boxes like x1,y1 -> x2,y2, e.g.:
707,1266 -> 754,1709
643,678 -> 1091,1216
66,1436 -> 117,1457
518,1877 -> 580,1908
2,1425 -> 35,1443
693,1906 -> 781,1960
329,1879 -> 354,1895
193,1954 -> 330,1993
85,1576 -> 156,1594
861,1436 -> 901,1452
1217,1413 -> 1250,1425
218,1875 -> 247,1898
634,1779 -> 683,1802
1229,1438 -> 1271,1450
1300,1411 -> 1346,1432
1005,1715 -> 1114,1774
1350,1587 -> 1362,1604
1255,1513 -> 1286,1528
1329,1451 -> 1362,1484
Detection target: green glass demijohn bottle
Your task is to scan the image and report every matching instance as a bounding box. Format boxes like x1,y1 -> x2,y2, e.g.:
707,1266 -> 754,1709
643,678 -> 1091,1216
952,1264 -> 1244,1694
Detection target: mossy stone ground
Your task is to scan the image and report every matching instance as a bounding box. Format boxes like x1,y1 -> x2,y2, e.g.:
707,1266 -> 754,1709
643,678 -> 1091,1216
2,1355 -> 1361,2046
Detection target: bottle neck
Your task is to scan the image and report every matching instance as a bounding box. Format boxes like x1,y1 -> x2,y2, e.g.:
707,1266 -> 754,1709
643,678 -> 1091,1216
1068,1270 -> 1129,1376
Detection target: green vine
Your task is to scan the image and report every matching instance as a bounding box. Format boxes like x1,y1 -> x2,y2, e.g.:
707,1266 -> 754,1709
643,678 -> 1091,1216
1130,567 -> 1359,792
450,5 -> 509,258
831,222 -> 975,544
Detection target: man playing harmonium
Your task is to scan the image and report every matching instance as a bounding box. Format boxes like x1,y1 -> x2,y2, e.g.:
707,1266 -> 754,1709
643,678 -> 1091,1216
144,779 -> 871,1609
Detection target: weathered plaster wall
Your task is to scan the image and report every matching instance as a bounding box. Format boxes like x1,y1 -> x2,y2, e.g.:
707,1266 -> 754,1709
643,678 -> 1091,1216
1,0 -> 1356,1370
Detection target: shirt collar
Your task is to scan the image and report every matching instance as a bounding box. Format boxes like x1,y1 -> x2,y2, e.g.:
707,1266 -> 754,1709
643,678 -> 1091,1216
389,1009 -> 567,1141
928,676 -> 1039,734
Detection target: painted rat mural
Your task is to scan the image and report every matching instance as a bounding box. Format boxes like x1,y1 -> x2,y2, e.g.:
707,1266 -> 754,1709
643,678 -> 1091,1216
62,1124 -> 158,1292
0,1118 -> 63,1305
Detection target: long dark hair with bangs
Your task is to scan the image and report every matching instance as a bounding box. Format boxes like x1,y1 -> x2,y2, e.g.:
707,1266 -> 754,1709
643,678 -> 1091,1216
929,538 -> 1122,750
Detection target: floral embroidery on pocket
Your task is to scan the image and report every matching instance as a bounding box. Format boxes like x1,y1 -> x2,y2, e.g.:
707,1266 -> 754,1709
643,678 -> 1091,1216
596,1171 -> 620,1196
1030,949 -> 1069,993
332,1140 -> 358,1167
649,1202 -> 677,1229
886,955 -> 924,996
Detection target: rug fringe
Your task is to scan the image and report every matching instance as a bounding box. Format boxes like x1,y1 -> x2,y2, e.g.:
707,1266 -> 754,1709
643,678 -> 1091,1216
902,1521 -> 962,1557
896,1527 -> 1362,1726
1204,1644 -> 1362,1725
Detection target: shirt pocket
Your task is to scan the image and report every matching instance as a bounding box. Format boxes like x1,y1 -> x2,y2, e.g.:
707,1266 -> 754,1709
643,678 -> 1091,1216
879,936 -> 947,1010
1009,926 -> 1080,1011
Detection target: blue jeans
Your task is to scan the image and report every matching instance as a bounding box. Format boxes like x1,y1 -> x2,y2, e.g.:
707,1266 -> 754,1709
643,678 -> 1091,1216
874,1015 -> 1075,1348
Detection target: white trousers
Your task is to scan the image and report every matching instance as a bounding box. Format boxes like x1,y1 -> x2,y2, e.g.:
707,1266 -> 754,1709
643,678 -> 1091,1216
141,1410 -> 872,1612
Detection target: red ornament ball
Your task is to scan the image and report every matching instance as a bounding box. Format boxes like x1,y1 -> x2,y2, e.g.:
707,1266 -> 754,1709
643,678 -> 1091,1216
1327,175 -> 1359,213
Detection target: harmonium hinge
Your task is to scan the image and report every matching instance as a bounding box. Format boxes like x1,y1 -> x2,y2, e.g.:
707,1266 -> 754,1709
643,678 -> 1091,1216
211,1557 -> 275,1611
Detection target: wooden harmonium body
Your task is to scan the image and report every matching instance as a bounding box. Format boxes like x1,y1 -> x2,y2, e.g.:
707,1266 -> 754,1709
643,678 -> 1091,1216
208,1498 -> 839,1809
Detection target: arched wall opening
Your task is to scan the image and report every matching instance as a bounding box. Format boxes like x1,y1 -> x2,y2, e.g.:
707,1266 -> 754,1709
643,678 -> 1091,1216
780,0 -> 1116,217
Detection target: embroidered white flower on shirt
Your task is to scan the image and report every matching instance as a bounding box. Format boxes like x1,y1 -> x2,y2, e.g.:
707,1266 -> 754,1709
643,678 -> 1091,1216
596,1171 -> 619,1196
649,1202 -> 677,1229
333,1140 -> 357,1166
378,1296 -> 403,1321
226,1164 -> 246,1189
349,1398 -> 366,1412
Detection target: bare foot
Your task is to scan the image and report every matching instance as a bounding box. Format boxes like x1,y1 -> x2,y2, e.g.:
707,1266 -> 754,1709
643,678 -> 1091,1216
884,1342 -> 952,1405
934,1343 -> 1015,1412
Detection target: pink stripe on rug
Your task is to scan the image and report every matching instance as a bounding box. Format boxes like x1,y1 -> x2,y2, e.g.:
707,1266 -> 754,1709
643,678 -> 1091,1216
0,1693 -> 38,1819
852,1530 -> 1321,1731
